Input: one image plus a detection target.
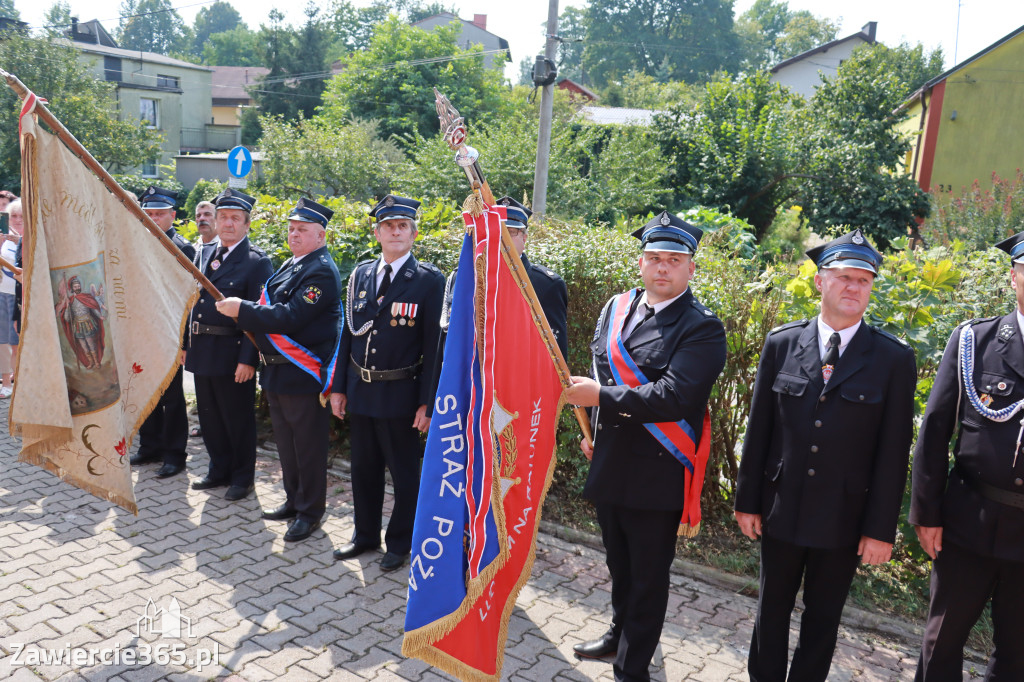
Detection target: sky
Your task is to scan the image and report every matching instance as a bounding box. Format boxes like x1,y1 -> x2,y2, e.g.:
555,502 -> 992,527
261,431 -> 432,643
16,0 -> 1024,81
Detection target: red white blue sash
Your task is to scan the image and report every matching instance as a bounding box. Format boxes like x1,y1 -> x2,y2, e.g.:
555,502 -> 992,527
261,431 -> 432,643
605,289 -> 711,536
259,277 -> 342,398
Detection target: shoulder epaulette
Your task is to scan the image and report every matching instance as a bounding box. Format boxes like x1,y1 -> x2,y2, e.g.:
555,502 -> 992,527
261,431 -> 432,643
769,319 -> 810,335
534,264 -> 560,281
356,258 -> 376,267
870,326 -> 911,348
690,299 -> 718,318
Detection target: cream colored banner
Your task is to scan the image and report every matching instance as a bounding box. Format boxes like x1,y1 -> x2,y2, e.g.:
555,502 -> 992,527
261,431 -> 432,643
10,115 -> 198,513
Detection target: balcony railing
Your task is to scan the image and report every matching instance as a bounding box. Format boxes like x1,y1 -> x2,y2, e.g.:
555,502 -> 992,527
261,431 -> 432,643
180,125 -> 240,153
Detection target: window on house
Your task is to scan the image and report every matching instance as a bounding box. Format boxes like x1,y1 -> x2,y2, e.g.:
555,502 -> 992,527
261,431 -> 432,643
140,98 -> 159,128
141,157 -> 158,178
103,56 -> 122,82
156,74 -> 179,89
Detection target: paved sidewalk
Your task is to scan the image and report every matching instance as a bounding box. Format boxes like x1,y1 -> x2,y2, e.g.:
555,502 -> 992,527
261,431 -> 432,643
0,405 -> 982,681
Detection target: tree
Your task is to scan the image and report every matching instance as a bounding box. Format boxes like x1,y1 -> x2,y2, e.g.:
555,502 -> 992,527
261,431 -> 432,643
0,33 -> 162,193
117,0 -> 192,55
736,0 -> 838,72
0,0 -> 19,20
250,4 -> 329,120
42,1 -> 71,38
581,0 -> 739,87
192,1 -> 242,56
289,2 -> 330,118
319,16 -> 506,140
252,10 -> 298,119
797,46 -> 930,246
654,72 -> 805,238
555,6 -> 587,83
202,27 -> 260,66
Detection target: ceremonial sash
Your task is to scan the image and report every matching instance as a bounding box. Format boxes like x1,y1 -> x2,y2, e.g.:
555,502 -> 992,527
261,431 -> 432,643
605,289 -> 711,537
258,278 -> 342,399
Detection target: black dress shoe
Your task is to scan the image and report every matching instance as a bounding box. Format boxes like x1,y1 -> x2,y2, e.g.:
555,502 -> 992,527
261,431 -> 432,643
224,485 -> 254,501
191,476 -> 229,491
573,633 -> 619,660
155,463 -> 185,478
261,504 -> 298,521
283,518 -> 321,542
332,542 -> 379,561
380,551 -> 409,572
129,451 -> 160,466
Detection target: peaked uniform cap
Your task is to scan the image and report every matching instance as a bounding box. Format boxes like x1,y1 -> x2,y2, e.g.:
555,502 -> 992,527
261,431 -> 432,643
140,186 -> 178,210
370,194 -> 419,222
995,231 -> 1024,264
496,196 -> 532,228
805,228 -> 882,274
213,188 -> 256,213
288,198 -> 333,228
631,211 -> 702,254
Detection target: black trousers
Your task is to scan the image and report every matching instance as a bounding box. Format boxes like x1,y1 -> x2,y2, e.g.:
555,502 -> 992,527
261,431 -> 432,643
194,374 -> 256,487
915,540 -> 1024,682
266,391 -> 329,523
348,414 -> 422,555
596,502 -> 682,682
748,533 -> 860,682
137,366 -> 188,466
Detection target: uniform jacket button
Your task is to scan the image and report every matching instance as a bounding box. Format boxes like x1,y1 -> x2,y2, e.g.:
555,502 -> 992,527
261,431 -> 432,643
597,424 -> 602,430
819,395 -> 826,402
814,420 -> 822,427
607,378 -> 614,385
810,445 -> 818,453
371,348 -> 376,353
1016,478 -> 1023,486
859,394 -> 865,401
807,468 -> 816,476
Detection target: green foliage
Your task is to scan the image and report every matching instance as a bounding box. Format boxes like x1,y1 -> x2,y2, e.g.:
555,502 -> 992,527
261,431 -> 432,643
250,6 -> 330,120
582,0 -> 740,87
0,33 -> 163,193
202,27 -> 260,66
920,171 -> 1024,250
183,178 -> 227,218
42,1 -> 71,38
259,115 -> 405,201
554,6 -> 587,83
117,0 -> 192,55
601,72 -> 701,111
319,16 -> 507,141
736,0 -> 839,72
192,0 -> 243,57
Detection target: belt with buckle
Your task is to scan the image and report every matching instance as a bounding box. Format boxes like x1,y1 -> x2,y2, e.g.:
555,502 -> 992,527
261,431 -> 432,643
261,352 -> 291,365
956,462 -> 1024,510
191,321 -> 240,336
350,357 -> 421,383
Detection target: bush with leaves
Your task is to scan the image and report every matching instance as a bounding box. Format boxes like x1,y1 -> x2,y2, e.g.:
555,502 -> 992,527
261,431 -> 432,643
920,171 -> 1024,251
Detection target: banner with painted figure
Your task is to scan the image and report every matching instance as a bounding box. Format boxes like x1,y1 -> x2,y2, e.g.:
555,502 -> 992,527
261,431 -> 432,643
403,204 -> 564,681
10,106 -> 197,513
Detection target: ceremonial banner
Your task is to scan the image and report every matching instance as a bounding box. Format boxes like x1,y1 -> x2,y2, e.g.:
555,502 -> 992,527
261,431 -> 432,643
10,109 -> 198,513
403,204 -> 564,681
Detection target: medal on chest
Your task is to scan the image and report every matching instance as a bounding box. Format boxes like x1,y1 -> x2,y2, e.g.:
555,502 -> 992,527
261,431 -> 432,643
391,302 -> 418,327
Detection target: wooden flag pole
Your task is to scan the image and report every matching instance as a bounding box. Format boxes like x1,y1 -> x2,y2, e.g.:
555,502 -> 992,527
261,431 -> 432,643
2,69 -> 259,349
434,89 -> 594,448
0,255 -> 21,276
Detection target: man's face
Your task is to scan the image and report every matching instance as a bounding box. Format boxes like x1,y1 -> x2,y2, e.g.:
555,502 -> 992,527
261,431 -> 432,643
287,220 -> 325,257
144,207 -> 175,231
215,208 -> 249,247
1010,265 -> 1024,314
815,267 -> 875,328
638,250 -> 695,304
374,218 -> 417,260
72,281 -> 81,293
508,226 -> 527,256
195,204 -> 216,241
8,207 -> 23,235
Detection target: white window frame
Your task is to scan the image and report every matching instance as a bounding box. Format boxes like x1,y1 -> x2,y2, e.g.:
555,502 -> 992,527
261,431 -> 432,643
140,98 -> 159,129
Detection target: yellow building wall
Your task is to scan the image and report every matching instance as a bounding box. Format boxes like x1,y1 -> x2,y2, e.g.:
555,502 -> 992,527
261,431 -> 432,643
895,98 -> 925,178
929,35 -> 1024,196
212,106 -> 240,126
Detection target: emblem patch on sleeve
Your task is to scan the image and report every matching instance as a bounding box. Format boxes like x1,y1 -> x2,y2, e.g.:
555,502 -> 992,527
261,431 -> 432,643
302,285 -> 322,304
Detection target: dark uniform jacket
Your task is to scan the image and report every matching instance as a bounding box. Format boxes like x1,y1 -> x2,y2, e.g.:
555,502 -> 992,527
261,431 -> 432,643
167,227 -> 196,262
585,288 -> 727,510
237,245 -> 341,395
522,254 -> 569,360
735,318 -> 917,548
911,313 -> 1024,562
185,237 -> 273,376
334,255 -> 444,419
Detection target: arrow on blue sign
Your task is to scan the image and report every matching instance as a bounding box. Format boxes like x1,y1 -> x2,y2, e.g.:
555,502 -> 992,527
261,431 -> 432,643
227,146 -> 253,178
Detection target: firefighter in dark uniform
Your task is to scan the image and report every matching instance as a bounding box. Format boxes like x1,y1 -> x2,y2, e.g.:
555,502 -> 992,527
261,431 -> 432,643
330,194 -> 445,572
131,186 -> 195,478
734,230 -> 917,682
911,231 -> 1024,681
186,189 -> 272,501
216,198 -> 341,542
565,212 -> 727,682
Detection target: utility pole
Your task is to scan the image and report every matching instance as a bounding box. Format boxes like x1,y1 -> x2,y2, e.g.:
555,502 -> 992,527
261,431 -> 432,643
532,0 -> 559,219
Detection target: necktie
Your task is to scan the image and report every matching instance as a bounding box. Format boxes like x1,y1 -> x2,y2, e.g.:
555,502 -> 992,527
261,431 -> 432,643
377,263 -> 392,301
630,304 -> 656,338
822,331 -> 841,383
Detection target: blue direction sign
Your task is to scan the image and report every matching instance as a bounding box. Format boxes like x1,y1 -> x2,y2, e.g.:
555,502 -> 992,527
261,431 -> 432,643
227,146 -> 253,178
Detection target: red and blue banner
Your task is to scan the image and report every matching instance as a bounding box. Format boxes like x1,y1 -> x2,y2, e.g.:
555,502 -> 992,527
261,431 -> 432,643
402,204 -> 564,681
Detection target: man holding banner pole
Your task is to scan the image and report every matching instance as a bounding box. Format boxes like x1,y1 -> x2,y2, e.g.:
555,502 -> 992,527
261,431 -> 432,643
565,212 -> 727,682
